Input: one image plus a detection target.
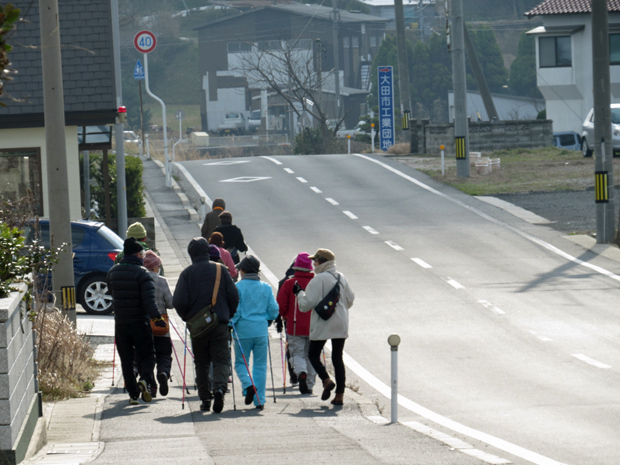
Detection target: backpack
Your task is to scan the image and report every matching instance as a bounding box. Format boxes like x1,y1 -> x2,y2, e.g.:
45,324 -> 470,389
314,273 -> 341,321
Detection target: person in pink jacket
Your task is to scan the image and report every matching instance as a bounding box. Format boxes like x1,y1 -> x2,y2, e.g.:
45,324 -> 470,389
276,252 -> 316,395
209,232 -> 238,280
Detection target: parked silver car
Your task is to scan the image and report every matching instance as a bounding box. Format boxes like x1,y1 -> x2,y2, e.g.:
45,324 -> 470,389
580,104 -> 620,157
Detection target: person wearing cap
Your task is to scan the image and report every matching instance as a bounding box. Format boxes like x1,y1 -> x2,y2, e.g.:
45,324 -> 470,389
277,252 -> 316,395
107,238 -> 166,405
214,211 -> 247,264
208,232 -> 237,281
294,248 -> 355,406
142,250 -> 173,398
201,198 -> 226,241
230,255 -> 279,409
173,237 -> 239,413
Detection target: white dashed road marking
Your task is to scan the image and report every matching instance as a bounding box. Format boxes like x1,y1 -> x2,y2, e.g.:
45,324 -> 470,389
445,278 -> 465,289
326,198 -> 339,205
363,226 -> 379,235
343,211 -> 358,219
411,258 -> 432,269
261,156 -> 282,165
528,330 -> 552,342
284,168 -> 294,174
203,160 -> 250,165
296,177 -> 308,183
385,241 -> 404,251
572,354 -> 611,369
220,176 -> 270,183
310,186 -> 322,193
478,300 -> 505,315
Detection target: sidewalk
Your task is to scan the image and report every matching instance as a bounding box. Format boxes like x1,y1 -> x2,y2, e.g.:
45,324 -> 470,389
21,158 -> 501,465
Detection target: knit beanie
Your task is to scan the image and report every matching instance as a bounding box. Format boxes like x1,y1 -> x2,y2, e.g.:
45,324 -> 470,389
292,252 -> 312,272
126,222 -> 147,240
123,237 -> 143,255
209,231 -> 225,247
143,250 -> 162,271
237,255 -> 260,274
209,244 -> 221,261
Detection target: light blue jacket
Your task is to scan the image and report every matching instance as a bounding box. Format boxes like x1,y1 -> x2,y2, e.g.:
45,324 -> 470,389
231,277 -> 279,339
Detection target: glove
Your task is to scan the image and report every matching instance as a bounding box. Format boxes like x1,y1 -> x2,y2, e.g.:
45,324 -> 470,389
292,282 -> 302,295
152,317 -> 167,328
275,315 -> 283,333
267,320 -> 273,327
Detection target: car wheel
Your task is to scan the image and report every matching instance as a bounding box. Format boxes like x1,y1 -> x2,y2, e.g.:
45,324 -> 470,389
582,138 -> 593,158
79,275 -> 114,315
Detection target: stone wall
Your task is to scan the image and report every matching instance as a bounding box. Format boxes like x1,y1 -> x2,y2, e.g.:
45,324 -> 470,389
0,284 -> 41,465
413,119 -> 553,155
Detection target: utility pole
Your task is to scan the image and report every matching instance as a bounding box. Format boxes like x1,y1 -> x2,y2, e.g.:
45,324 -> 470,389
463,24 -> 498,121
394,0 -> 413,131
449,0 -> 470,177
592,0 -> 615,243
40,0 -> 76,323
331,0 -> 341,119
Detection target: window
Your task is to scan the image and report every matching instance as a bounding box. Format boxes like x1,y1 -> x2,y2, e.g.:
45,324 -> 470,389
227,42 -> 251,53
370,36 -> 377,47
352,36 -> 359,48
258,40 -> 282,51
0,149 -> 43,215
343,37 -> 350,48
610,34 -> 620,65
539,36 -> 571,67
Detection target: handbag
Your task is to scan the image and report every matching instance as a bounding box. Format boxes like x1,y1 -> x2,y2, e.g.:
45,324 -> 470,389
150,314 -> 169,336
186,264 -> 222,339
314,273 -> 341,321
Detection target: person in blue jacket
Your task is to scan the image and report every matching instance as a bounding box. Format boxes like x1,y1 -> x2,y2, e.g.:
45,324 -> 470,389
231,255 -> 279,410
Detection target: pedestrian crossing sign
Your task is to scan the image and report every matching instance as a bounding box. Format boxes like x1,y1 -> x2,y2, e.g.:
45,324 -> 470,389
134,60 -> 145,80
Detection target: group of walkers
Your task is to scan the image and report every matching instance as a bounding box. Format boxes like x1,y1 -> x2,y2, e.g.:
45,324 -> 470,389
106,198 -> 355,414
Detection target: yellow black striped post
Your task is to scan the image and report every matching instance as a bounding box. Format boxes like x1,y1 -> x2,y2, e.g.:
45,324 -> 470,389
455,136 -> 466,159
595,171 -> 609,203
61,286 -> 76,311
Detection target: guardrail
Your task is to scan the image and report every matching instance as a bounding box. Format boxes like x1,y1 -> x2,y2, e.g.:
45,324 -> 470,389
194,134 -> 289,149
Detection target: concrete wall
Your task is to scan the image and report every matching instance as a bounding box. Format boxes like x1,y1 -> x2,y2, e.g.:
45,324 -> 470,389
0,284 -> 42,465
416,119 -> 553,155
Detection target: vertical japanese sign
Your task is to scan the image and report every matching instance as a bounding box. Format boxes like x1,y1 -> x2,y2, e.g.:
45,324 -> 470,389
377,66 -> 395,150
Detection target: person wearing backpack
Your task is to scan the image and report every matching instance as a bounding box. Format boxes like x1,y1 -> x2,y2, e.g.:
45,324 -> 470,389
294,248 -> 354,406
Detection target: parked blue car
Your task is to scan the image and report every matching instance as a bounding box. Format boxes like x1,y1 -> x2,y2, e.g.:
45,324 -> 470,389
24,219 -> 123,315
553,131 -> 581,152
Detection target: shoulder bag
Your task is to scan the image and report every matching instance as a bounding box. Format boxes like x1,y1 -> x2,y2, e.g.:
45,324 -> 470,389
186,264 -> 222,339
314,273 -> 341,321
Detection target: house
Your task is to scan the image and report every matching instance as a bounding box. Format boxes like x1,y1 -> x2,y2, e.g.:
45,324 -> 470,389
358,0 -> 440,33
525,0 -> 620,133
195,4 -> 388,132
448,91 -> 545,121
0,0 -> 118,219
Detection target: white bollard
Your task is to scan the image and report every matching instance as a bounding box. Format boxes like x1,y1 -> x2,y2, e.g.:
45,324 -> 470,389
347,135 -> 351,155
388,334 -> 401,423
440,145 -> 445,176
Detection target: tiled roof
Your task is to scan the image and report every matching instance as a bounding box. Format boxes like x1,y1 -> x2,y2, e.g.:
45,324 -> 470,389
526,0 -> 620,17
0,0 -> 117,128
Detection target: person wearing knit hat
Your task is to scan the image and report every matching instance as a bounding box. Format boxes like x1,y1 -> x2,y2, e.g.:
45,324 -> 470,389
277,252 -> 316,395
201,198 -> 226,241
209,232 -> 237,280
127,222 -> 148,241
214,211 -> 247,265
107,237 -> 164,405
142,250 -> 173,398
209,244 -> 222,262
294,248 -> 355,406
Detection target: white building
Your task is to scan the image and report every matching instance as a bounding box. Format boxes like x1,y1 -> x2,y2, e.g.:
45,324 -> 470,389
525,0 -> 620,133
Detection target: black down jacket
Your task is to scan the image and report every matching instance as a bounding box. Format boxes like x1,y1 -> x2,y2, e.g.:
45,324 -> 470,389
107,255 -> 160,324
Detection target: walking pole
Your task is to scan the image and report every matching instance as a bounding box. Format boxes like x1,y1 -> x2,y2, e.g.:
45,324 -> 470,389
169,319 -> 195,359
279,331 -> 286,393
230,321 -> 262,408
229,338 -> 237,410
111,338 -> 116,386
267,336 -> 276,403
170,338 -> 189,409
183,325 -> 189,395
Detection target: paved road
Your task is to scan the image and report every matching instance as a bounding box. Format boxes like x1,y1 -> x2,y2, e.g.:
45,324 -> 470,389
175,153 -> 620,465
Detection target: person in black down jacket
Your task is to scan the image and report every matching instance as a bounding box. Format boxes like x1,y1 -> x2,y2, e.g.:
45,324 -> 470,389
107,237 -> 165,405
173,237 -> 239,413
214,211 -> 247,264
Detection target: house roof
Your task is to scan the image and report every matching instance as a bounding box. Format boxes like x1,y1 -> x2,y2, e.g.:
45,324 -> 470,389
196,3 -> 387,29
525,0 -> 620,17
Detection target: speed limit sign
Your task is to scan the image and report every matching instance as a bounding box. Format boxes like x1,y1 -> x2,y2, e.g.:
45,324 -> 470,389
134,30 -> 156,54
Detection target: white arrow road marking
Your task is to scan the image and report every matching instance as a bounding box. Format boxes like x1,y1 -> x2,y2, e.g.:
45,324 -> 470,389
572,354 -> 611,369
203,160 -> 250,166
220,176 -> 271,183
326,198 -> 339,205
385,241 -> 404,251
363,226 -> 379,234
343,211 -> 358,219
411,257 -> 432,269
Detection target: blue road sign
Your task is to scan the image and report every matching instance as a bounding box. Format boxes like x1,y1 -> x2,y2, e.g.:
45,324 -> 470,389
134,60 -> 145,80
377,66 -> 395,151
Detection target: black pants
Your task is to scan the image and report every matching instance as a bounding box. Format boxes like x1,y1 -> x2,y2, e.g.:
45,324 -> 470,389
308,338 -> 346,395
191,323 -> 230,401
115,321 -> 156,398
154,336 -> 173,376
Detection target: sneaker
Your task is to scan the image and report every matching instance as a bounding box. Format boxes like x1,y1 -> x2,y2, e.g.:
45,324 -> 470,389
157,372 -> 169,397
244,385 -> 255,405
289,371 -> 298,385
128,397 -> 139,405
200,400 -> 211,411
150,387 -> 157,398
213,390 -> 224,413
298,372 -> 308,394
138,380 -> 152,402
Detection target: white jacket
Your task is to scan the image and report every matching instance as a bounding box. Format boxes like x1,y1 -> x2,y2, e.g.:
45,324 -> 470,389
297,261 -> 354,341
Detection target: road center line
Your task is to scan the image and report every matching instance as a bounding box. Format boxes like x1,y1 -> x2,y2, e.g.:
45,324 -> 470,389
284,168 -> 294,174
363,226 -> 379,235
310,186 -> 322,194
571,353 -> 611,369
478,300 -> 505,315
296,177 -> 308,183
385,240 -> 404,251
326,198 -> 339,205
261,156 -> 282,165
343,210 -> 358,219
445,277 -> 465,289
411,257 -> 432,269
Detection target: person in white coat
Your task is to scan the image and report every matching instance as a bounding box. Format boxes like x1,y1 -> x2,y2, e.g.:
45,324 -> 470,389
295,248 -> 354,406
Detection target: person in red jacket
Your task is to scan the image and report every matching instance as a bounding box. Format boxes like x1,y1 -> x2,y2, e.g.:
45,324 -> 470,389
276,252 -> 316,395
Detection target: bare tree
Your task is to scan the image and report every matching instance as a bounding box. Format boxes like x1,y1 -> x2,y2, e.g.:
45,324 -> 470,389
0,3 -> 20,105
230,38 -> 345,149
